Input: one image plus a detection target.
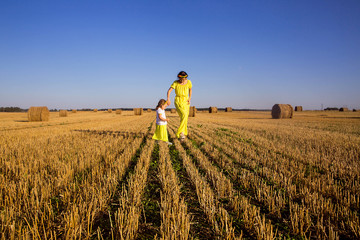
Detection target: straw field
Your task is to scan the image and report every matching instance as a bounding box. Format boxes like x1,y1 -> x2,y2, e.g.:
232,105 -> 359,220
1,110 -> 359,240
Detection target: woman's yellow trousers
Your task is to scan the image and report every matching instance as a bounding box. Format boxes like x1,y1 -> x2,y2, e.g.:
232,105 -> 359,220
175,96 -> 190,138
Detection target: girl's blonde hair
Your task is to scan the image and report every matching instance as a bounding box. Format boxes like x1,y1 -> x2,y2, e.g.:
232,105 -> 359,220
156,99 -> 167,110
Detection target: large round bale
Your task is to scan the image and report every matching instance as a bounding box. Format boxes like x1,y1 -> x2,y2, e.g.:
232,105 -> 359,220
189,106 -> 196,117
170,109 -> 176,113
134,108 -> 143,115
295,106 -> 303,111
339,107 -> 348,112
59,110 -> 68,117
28,106 -> 50,122
209,107 -> 218,113
116,109 -> 122,114
225,107 -> 232,112
353,109 -> 358,112
271,104 -> 293,119
72,109 -> 77,113
108,109 -> 113,113
93,109 -> 98,112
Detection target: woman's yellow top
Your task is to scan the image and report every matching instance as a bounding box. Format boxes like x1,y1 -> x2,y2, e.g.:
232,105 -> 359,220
170,80 -> 192,98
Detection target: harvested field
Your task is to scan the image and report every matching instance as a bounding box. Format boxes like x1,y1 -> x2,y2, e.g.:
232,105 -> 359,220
1,110 -> 360,239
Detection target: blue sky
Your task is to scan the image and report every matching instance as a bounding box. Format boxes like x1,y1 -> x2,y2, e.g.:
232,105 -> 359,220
0,0 -> 359,110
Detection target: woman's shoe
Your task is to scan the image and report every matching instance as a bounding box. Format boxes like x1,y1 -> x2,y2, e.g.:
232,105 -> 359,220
180,132 -> 185,139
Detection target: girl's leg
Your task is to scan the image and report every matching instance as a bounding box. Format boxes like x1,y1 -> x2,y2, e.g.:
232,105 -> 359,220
175,101 -> 190,138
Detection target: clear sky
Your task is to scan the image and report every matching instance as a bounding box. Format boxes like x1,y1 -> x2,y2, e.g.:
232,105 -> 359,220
1,0 -> 359,110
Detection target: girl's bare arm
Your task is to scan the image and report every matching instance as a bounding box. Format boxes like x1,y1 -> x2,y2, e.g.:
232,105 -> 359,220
159,113 -> 168,122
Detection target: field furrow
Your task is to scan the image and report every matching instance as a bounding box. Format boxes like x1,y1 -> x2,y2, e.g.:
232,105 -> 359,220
168,125 -> 243,239
157,141 -> 191,239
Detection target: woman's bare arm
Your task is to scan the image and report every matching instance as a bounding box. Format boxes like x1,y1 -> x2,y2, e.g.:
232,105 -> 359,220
188,88 -> 192,104
167,87 -> 173,105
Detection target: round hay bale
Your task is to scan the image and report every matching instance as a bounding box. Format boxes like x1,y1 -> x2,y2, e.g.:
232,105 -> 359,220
59,110 -> 68,117
108,109 -> 113,113
170,109 -> 176,113
209,107 -> 218,113
339,107 -> 348,112
225,107 -> 232,112
295,106 -> 303,111
189,106 -> 196,117
353,109 -> 357,112
93,109 -> 98,112
134,108 -> 143,115
272,104 -> 293,119
116,109 -> 122,114
28,106 -> 50,122
72,109 -> 77,113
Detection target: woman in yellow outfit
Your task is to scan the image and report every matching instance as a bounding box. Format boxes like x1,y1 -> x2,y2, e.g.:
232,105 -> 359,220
167,71 -> 192,140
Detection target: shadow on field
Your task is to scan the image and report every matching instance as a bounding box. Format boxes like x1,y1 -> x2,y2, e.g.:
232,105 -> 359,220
323,117 -> 360,119
240,118 -> 272,120
73,129 -> 150,138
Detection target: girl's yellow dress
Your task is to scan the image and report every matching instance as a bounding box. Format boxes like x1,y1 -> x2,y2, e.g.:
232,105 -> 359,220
152,108 -> 169,142
170,80 -> 192,138
152,125 -> 168,142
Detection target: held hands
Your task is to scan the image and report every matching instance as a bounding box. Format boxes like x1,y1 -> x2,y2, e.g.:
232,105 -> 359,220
187,98 -> 191,105
166,99 -> 171,106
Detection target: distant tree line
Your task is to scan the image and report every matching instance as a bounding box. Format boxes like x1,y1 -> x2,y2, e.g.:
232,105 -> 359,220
0,107 -> 25,112
324,107 -> 339,111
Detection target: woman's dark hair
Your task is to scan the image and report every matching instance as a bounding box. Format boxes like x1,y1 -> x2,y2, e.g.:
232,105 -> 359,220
156,99 -> 167,110
177,71 -> 188,78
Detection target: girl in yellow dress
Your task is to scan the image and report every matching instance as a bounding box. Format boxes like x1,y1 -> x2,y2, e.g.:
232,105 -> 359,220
167,71 -> 192,140
152,99 -> 172,144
